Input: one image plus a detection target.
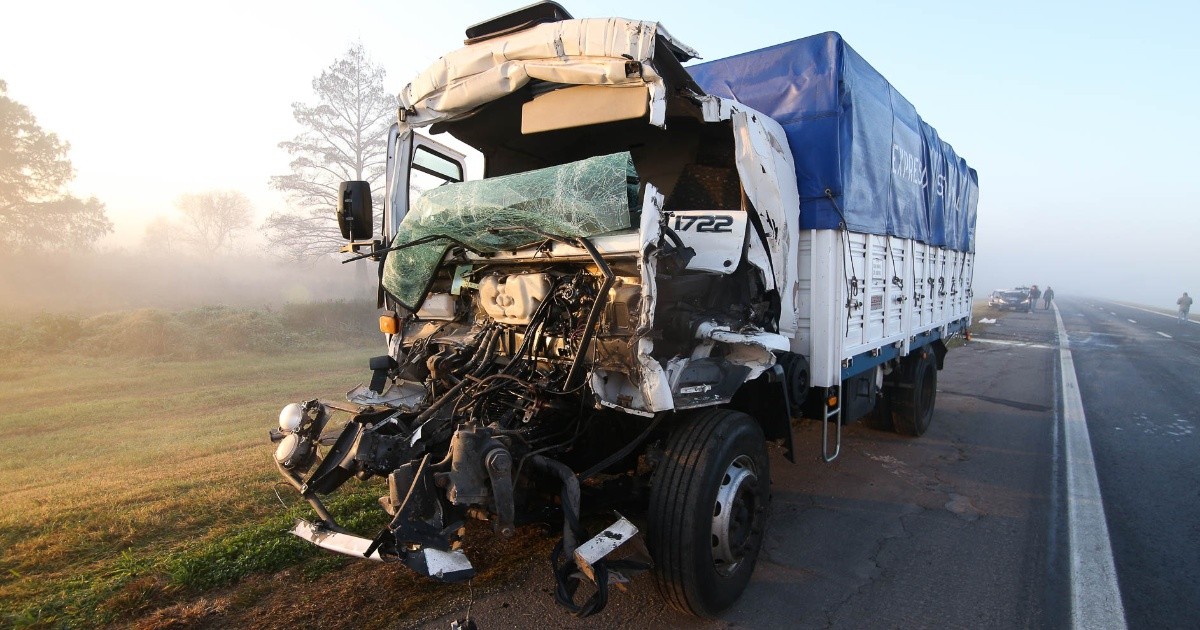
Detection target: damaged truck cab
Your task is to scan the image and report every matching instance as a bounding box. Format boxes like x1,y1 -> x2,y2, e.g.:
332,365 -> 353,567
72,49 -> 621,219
270,2 -> 978,619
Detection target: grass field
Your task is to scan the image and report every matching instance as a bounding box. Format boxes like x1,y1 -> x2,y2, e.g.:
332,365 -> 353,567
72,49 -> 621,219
0,346 -> 379,626
0,303 -> 560,629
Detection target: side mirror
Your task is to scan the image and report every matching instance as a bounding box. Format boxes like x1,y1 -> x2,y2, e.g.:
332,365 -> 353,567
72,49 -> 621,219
336,181 -> 373,240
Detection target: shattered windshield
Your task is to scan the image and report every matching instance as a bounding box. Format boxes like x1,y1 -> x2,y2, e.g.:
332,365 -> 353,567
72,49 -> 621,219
382,151 -> 637,310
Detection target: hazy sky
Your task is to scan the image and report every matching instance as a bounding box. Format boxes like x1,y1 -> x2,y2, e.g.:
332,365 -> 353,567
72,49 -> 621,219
2,0 -> 1197,304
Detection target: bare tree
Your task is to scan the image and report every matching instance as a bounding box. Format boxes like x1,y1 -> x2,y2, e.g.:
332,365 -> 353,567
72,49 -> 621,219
176,190 -> 253,255
265,44 -> 394,259
141,214 -> 176,253
1,79 -> 111,250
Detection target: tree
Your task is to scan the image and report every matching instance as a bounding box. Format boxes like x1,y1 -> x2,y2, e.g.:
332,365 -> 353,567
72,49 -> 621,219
265,44 -> 395,259
0,79 -> 112,250
141,214 -> 176,253
175,190 -> 253,255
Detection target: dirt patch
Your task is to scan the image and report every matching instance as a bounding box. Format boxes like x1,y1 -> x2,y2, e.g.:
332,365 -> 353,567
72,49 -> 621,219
130,522 -> 556,630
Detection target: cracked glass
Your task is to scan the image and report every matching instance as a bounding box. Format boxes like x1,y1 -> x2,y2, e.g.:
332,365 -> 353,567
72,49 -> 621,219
383,152 -> 637,310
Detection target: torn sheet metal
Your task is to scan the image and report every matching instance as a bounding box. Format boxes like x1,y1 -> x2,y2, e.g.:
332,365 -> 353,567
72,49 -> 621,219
292,519 -> 385,561
744,225 -> 775,291
694,321 -> 786,381
346,380 -> 427,410
399,18 -> 696,128
291,519 -> 475,582
404,548 -> 475,583
633,186 -> 673,412
573,515 -> 649,585
697,97 -> 801,337
583,185 -> 673,415
731,108 -> 801,337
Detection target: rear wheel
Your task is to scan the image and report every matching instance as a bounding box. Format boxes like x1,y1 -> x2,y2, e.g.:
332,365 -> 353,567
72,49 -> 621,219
778,353 -> 810,416
649,408 -> 770,617
891,350 -> 938,436
862,392 -> 894,431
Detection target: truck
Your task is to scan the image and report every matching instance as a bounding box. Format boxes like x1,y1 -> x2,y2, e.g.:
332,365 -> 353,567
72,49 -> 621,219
269,2 -> 978,619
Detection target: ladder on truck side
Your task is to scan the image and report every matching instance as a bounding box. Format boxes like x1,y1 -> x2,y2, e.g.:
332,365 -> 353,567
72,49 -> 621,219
821,386 -> 842,462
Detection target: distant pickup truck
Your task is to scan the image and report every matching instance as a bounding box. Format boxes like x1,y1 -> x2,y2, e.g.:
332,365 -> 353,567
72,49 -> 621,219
268,1 -> 979,620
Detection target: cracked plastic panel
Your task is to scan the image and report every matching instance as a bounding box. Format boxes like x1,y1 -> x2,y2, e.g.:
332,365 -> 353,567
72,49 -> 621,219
382,152 -> 636,310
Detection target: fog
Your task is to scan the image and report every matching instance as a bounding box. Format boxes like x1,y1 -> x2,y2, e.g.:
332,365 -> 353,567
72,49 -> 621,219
971,167 -> 1200,308
0,253 -> 374,319
2,0 -> 1197,315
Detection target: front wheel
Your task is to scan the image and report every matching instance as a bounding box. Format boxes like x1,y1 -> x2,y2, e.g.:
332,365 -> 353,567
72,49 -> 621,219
649,408 -> 770,617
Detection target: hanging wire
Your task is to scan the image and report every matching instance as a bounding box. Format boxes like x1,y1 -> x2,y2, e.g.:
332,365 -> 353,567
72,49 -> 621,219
825,189 -> 860,335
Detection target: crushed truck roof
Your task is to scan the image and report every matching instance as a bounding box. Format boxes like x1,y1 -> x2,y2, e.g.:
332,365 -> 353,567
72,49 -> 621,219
398,17 -> 696,128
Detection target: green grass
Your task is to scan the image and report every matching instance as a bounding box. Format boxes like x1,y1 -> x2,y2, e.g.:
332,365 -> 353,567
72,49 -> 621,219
0,301 -> 380,361
0,302 -> 597,628
0,303 -> 392,628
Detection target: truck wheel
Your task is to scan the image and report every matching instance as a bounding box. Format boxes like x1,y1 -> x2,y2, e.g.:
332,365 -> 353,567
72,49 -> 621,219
862,393 -> 894,431
649,408 -> 770,617
891,351 -> 938,436
778,353 -> 809,416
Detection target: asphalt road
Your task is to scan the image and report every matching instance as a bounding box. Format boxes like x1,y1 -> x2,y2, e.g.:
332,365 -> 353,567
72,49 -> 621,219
411,299 -> 1198,629
1056,297 -> 1200,629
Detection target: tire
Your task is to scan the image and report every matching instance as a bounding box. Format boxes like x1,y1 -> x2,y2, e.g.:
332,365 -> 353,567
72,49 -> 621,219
861,393 -> 894,431
891,350 -> 938,436
778,353 -> 809,416
649,408 -> 771,617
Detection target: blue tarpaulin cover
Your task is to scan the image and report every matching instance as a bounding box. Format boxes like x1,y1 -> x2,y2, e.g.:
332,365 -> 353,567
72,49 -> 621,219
687,32 -> 978,252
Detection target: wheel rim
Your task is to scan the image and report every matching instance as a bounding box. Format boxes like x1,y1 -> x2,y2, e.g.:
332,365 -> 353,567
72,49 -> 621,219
711,454 -> 760,576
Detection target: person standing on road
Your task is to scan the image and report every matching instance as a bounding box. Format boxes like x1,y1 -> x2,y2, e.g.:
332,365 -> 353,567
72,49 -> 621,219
1042,286 -> 1054,310
1178,292 -> 1193,323
1028,285 -> 1041,313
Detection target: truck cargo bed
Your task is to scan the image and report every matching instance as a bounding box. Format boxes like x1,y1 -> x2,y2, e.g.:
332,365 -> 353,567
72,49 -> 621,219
798,230 -> 972,388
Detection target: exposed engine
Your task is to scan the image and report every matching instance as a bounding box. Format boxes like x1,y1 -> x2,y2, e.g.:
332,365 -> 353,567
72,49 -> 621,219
270,246 -> 674,609
271,197 -> 800,614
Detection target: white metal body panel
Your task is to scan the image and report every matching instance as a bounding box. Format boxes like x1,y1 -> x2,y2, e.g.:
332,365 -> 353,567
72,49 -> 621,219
698,96 -> 802,335
665,210 -> 749,274
795,229 -> 974,388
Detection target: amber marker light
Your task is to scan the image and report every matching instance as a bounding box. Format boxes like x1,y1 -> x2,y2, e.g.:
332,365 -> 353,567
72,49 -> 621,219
379,314 -> 399,335
826,395 -> 838,408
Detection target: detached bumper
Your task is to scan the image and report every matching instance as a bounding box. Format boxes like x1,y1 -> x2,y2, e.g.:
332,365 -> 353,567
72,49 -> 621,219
291,519 -> 475,582
292,519 -> 385,560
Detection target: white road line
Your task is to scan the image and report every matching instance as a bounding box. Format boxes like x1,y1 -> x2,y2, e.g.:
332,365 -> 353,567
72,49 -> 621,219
1054,304 -> 1127,630
1126,319 -> 1136,324
1156,331 -> 1172,339
1113,302 -> 1199,326
970,338 -> 1055,350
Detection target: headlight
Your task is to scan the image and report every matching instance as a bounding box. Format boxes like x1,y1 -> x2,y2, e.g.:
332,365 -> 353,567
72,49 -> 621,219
274,433 -> 314,470
272,400 -> 325,472
279,402 -> 305,433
